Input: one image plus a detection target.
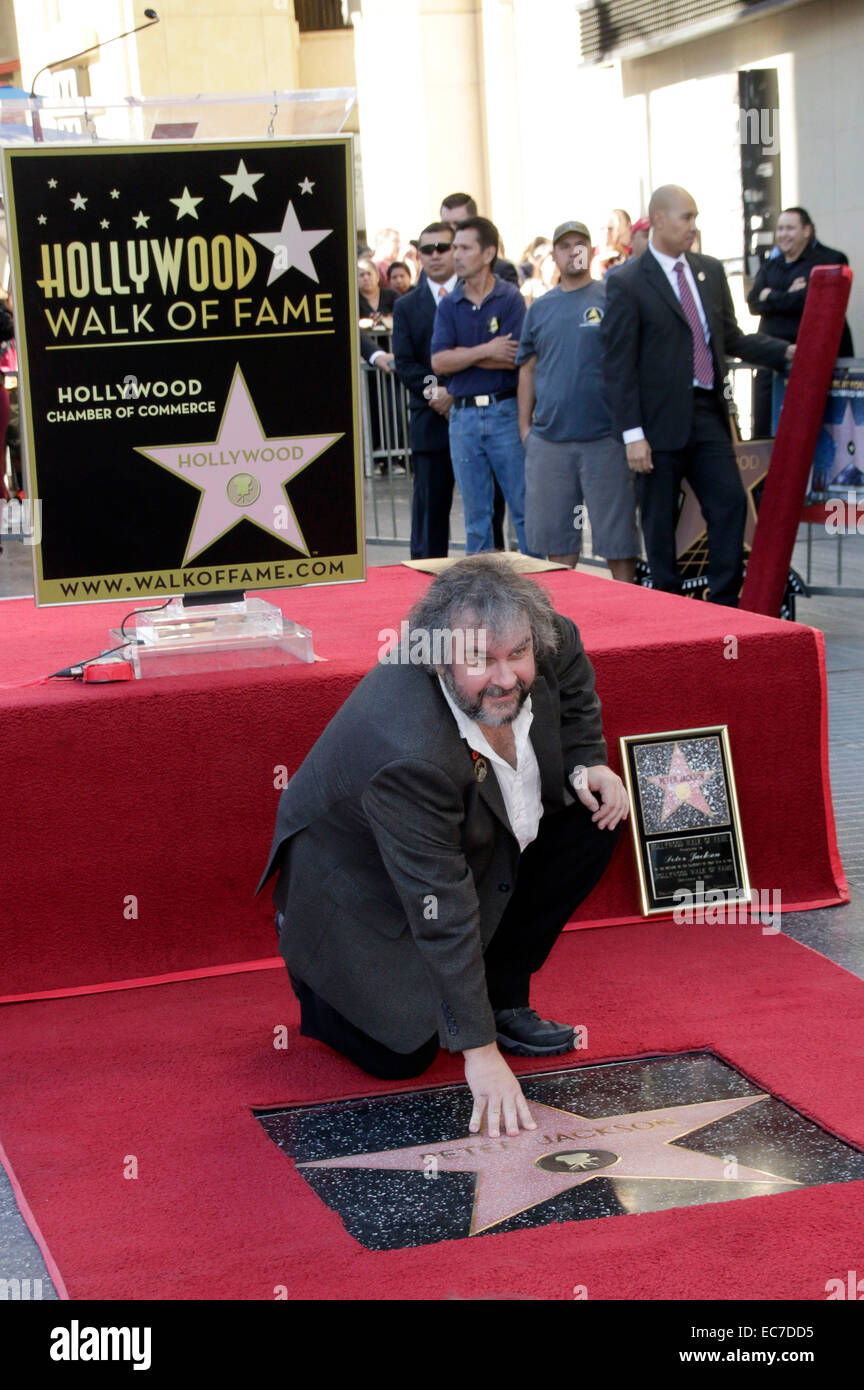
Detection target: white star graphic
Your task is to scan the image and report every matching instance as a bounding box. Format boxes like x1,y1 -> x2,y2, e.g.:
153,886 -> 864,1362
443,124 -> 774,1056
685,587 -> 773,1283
134,365 -> 342,564
170,186 -> 203,221
37,214 -> 47,225
47,178 -> 57,189
133,211 -> 150,229
249,200 -> 332,286
99,219 -> 109,229
221,158 -> 264,203
298,177 -> 314,195
70,192 -> 87,211
109,188 -> 120,199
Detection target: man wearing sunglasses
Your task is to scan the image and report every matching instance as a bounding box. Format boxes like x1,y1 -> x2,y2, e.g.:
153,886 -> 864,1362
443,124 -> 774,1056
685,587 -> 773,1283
392,223 -> 459,558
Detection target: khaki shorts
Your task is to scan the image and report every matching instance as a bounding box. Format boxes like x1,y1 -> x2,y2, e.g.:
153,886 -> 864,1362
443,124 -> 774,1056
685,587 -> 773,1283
524,430 -> 639,559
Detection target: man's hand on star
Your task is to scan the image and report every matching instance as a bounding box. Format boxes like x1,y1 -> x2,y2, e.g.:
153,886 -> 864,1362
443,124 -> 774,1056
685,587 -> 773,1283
571,764 -> 629,830
463,1042 -> 537,1138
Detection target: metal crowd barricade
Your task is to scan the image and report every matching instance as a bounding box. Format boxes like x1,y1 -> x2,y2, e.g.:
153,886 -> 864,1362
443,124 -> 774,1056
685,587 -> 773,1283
360,328 -> 473,551
726,361 -> 864,598
359,328 -> 413,545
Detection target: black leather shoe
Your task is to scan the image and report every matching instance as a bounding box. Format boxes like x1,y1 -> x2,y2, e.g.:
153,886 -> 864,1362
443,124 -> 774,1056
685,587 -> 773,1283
494,1007 -> 576,1056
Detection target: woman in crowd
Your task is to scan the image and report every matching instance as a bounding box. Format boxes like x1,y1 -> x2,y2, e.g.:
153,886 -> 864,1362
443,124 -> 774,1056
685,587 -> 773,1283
747,206 -> 853,436
591,208 -> 632,278
519,237 -> 558,305
358,257 -> 397,328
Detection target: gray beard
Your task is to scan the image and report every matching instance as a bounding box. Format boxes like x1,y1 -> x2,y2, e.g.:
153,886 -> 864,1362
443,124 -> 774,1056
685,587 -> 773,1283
441,667 -> 531,726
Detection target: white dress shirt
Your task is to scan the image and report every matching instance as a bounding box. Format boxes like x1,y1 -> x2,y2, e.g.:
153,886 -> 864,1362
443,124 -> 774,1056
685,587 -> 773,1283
427,272 -> 458,307
622,238 -> 713,445
437,676 -> 543,851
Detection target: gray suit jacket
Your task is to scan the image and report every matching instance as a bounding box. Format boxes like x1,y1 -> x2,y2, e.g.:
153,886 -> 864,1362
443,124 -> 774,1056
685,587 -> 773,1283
257,612 -> 607,1054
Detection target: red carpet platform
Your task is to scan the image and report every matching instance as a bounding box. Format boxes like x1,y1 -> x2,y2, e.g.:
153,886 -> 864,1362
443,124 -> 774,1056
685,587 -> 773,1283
1,567 -> 847,997
2,921 -> 863,1300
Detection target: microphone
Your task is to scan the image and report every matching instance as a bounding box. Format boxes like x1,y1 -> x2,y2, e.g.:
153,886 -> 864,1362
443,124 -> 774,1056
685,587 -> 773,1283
30,10 -> 161,98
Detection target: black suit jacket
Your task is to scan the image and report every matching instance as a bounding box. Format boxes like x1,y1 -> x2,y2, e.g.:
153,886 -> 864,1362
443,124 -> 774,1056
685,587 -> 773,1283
603,248 -> 790,451
392,273 -> 451,452
360,331 -> 384,365
257,614 -> 607,1054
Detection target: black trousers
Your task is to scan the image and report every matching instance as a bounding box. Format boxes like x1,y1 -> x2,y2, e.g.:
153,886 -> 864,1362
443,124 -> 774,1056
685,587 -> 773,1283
638,392 -> 747,607
751,368 -> 776,440
409,447 -> 455,559
492,479 -> 506,550
285,799 -> 621,1080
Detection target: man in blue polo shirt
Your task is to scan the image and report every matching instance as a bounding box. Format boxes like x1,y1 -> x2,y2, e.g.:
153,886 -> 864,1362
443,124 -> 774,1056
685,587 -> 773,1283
430,216 -> 535,555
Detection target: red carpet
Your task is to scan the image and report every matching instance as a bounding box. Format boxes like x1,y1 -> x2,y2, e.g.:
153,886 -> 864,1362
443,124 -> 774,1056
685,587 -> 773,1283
1,921 -> 863,1300
0,568 -> 847,997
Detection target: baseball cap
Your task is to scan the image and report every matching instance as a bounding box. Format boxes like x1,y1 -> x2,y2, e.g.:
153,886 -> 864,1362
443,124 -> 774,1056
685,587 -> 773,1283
552,220 -> 591,245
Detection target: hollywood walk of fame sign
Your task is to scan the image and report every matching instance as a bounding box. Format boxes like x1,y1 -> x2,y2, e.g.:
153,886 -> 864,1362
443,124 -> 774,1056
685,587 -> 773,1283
619,727 -> 750,916
255,1053 -> 864,1251
2,138 -> 363,605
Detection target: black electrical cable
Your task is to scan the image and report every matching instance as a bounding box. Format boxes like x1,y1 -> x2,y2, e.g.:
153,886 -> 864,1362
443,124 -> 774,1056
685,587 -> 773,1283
47,600 -> 174,680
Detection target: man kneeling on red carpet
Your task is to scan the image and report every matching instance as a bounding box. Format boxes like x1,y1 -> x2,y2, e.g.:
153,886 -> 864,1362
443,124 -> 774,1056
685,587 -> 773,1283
257,556 -> 628,1138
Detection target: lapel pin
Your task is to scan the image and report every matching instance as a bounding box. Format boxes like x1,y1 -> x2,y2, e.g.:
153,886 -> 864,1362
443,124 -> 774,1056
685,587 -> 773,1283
697,271 -> 706,282
473,752 -> 488,782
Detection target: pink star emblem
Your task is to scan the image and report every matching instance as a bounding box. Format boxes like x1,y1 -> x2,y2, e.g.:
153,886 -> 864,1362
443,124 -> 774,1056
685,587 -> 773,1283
298,1096 -> 795,1236
647,742 -> 718,824
135,366 -> 341,564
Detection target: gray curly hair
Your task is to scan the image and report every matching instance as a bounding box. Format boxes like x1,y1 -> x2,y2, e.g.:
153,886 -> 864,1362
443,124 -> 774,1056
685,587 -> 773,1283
405,555 -> 560,669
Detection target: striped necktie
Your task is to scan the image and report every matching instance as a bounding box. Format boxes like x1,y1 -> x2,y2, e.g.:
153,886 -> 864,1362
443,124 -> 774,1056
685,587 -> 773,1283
674,260 -> 714,388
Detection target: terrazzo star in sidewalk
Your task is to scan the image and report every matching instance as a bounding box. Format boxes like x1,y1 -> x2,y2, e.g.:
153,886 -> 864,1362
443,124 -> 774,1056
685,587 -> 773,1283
249,200 -> 332,286
134,365 -> 341,564
299,1095 -> 796,1235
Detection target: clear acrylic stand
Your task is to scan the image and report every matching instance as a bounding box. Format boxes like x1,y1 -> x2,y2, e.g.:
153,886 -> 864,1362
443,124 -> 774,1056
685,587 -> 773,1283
109,595 -> 313,679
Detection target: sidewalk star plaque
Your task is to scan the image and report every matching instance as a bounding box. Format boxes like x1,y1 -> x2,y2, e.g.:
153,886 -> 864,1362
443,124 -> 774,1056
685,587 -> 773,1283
255,1053 -> 864,1250
2,137 -> 363,605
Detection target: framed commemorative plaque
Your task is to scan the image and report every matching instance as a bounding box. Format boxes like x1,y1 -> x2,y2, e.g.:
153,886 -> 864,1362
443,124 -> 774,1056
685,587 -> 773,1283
619,726 -> 750,917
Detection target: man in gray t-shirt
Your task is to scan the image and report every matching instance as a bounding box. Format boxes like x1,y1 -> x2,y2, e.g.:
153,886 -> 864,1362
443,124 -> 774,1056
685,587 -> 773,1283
516,221 -> 638,581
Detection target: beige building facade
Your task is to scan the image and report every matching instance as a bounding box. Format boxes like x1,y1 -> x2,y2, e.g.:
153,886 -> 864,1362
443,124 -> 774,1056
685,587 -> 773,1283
0,0 -> 860,340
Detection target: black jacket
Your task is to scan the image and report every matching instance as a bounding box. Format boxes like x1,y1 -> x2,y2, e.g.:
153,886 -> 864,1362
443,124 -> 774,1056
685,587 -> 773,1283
603,248 -> 790,451
391,273 -> 451,452
257,613 -> 606,1053
492,256 -> 520,287
747,243 -> 854,356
